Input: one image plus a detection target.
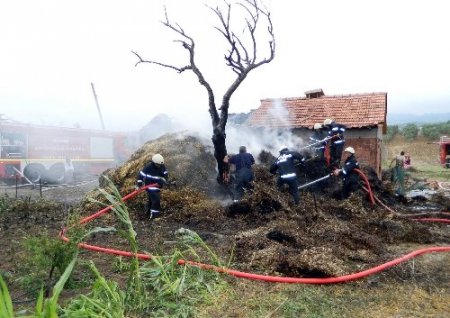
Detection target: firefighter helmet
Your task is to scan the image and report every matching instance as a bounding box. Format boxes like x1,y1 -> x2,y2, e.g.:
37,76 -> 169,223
313,123 -> 322,130
323,118 -> 334,126
279,145 -> 289,153
152,153 -> 164,165
344,147 -> 355,154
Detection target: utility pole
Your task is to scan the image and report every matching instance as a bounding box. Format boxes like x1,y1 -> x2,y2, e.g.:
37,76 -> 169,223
91,82 -> 106,130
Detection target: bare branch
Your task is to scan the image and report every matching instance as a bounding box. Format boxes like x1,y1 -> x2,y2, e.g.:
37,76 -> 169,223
133,0 -> 276,184
132,51 -> 191,73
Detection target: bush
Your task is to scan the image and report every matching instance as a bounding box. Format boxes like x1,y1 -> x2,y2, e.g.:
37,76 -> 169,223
17,232 -> 78,294
422,124 -> 440,140
401,123 -> 418,141
384,125 -> 399,142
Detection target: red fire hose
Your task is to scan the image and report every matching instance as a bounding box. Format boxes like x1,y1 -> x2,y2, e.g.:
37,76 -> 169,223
60,181 -> 450,284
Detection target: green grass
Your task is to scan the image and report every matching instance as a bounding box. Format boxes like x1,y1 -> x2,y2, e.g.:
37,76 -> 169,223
196,279 -> 450,318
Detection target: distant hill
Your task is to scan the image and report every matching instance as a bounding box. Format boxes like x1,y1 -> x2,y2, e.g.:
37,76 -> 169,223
387,112 -> 450,125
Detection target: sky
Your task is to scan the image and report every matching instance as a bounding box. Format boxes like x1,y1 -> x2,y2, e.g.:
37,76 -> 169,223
1,0 -> 450,132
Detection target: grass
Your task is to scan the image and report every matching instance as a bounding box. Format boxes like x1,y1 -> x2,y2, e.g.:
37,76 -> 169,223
3,136 -> 448,317
195,279 -> 450,317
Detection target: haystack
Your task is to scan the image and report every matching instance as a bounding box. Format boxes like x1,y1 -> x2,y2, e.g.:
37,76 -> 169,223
78,133 -> 449,278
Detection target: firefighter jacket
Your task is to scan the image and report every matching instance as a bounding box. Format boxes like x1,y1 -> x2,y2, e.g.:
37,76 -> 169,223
340,154 -> 359,184
309,130 -> 327,155
327,123 -> 346,146
137,162 -> 168,189
270,150 -> 305,179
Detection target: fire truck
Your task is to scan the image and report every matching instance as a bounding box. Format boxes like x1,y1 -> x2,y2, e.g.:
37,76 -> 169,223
439,136 -> 450,168
0,122 -> 135,184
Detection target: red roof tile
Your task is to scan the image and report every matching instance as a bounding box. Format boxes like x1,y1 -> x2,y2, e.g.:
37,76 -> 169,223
246,92 -> 387,130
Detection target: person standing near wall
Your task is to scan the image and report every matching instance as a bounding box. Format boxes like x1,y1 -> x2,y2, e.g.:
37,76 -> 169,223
309,123 -> 327,160
323,118 -> 346,169
333,147 -> 360,199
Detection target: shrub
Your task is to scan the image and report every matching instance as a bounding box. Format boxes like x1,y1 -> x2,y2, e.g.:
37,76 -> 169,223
384,125 -> 399,142
401,123 -> 418,141
422,124 -> 440,140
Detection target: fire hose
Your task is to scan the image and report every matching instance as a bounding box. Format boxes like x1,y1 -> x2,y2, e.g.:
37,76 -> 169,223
297,168 -> 375,205
299,136 -> 332,151
60,180 -> 450,284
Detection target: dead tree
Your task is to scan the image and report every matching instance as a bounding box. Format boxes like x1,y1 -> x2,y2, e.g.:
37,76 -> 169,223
133,0 -> 275,184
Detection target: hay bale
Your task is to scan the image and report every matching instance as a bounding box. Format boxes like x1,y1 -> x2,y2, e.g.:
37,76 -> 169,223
103,133 -> 218,193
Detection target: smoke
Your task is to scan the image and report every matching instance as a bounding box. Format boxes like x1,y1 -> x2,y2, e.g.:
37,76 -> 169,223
141,98 -> 310,162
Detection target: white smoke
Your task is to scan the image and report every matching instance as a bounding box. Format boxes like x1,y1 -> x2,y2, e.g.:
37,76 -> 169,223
158,98 -> 310,161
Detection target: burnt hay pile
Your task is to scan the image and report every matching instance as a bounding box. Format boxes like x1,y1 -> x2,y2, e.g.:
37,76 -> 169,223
80,133 -> 449,278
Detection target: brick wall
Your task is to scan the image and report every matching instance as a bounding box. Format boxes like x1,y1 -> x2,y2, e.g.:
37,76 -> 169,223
293,126 -> 383,177
344,137 -> 381,175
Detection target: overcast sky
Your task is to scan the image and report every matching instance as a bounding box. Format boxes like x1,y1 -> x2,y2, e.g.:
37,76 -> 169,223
1,0 -> 450,131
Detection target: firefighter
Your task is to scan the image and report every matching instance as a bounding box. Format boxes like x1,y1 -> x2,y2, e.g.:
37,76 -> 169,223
323,118 -> 346,169
309,123 -> 329,192
224,145 -> 255,201
333,147 -> 360,199
309,123 -> 327,159
136,153 -> 168,219
270,145 -> 305,205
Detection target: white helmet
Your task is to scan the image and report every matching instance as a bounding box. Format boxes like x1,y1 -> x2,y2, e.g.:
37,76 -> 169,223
279,145 -> 289,153
152,153 -> 164,165
313,123 -> 322,130
344,147 -> 355,154
323,118 -> 334,126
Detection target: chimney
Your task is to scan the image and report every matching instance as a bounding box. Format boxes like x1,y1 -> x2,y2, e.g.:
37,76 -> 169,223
305,89 -> 325,99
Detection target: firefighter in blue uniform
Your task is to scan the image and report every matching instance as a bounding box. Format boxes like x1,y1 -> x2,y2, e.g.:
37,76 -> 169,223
309,123 -> 327,160
323,118 -> 346,169
136,153 -> 168,219
270,146 -> 305,205
224,145 -> 255,201
308,123 -> 328,192
333,147 -> 359,199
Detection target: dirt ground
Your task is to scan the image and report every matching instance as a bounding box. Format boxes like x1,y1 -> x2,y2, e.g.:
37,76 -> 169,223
1,133 -> 450,308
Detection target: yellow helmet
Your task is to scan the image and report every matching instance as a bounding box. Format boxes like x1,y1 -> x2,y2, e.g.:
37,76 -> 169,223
152,153 -> 164,165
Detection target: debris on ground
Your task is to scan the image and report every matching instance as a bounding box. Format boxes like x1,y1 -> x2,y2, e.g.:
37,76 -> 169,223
75,133 -> 450,278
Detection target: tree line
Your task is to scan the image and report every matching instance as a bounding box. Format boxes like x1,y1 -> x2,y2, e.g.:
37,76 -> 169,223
384,120 -> 450,142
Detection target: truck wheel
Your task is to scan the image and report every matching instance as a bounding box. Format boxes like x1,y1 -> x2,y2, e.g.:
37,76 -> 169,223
23,163 -> 46,183
47,162 -> 66,184
446,158 -> 450,169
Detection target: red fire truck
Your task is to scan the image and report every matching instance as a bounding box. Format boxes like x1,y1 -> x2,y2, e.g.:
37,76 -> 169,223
439,136 -> 450,168
0,122 -> 135,184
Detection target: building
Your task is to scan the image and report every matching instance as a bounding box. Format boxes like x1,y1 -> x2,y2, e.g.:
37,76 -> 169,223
246,89 -> 387,177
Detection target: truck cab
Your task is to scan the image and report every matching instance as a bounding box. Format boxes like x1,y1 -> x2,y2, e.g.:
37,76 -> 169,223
440,136 -> 450,168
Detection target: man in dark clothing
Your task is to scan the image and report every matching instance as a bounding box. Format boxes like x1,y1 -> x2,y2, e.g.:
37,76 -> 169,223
309,123 -> 327,160
333,147 -> 359,199
136,153 -> 168,219
323,118 -> 346,169
308,123 -> 329,192
270,146 -> 305,205
224,146 -> 255,201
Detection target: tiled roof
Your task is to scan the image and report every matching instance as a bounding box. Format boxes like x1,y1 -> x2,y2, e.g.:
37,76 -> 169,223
246,92 -> 387,130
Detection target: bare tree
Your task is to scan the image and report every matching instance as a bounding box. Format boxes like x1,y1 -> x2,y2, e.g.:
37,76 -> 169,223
133,0 -> 275,184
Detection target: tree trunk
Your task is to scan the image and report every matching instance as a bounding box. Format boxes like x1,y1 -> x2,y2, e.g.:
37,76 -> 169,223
212,127 -> 229,184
